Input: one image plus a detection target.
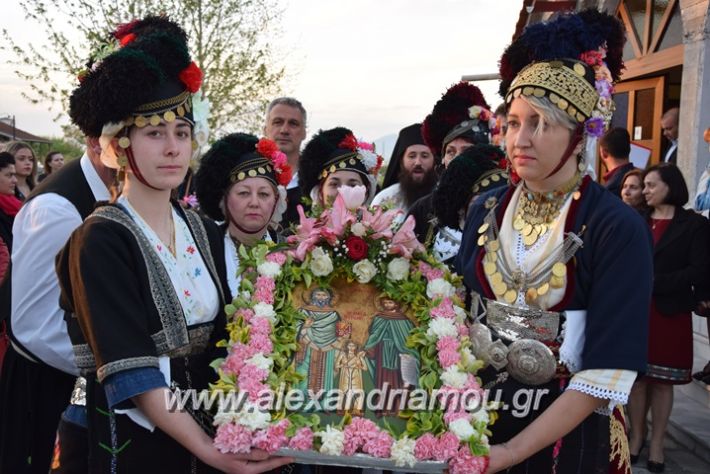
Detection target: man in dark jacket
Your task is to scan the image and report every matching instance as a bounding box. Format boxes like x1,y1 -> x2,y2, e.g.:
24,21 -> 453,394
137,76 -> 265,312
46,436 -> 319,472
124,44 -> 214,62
600,127 -> 635,197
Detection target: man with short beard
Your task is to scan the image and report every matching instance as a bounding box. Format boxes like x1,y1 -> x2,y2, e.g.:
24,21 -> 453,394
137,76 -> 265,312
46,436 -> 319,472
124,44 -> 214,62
372,124 -> 436,213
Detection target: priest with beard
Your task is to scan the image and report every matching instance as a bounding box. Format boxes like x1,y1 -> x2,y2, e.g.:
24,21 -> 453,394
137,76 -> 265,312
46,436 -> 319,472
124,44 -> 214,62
408,81 -> 495,243
371,123 -> 437,213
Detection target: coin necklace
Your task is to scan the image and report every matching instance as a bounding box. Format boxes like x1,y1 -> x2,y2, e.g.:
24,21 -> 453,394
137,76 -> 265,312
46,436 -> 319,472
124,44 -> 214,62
513,172 -> 582,248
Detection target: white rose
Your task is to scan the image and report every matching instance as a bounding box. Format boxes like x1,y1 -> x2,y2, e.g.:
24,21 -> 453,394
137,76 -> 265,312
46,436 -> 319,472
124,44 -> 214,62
449,418 -> 475,441
353,259 -> 377,283
441,366 -> 467,389
426,317 -> 458,339
387,257 -> 410,281
235,402 -> 271,431
253,302 -> 277,325
390,436 -> 417,467
351,222 -> 367,237
317,426 -> 344,456
309,247 -> 333,277
426,278 -> 455,299
257,261 -> 281,278
245,353 -> 273,372
453,305 -> 467,324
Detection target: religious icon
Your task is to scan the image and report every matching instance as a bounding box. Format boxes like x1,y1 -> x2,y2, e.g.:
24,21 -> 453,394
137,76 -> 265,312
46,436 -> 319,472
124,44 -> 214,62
294,287 -> 342,394
334,339 -> 367,416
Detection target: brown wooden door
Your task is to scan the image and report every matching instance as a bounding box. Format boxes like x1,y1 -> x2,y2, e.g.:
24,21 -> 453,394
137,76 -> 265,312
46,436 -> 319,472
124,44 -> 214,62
609,76 -> 665,169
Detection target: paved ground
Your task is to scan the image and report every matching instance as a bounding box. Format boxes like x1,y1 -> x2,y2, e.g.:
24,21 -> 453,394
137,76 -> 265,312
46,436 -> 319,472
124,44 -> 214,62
631,436 -> 710,473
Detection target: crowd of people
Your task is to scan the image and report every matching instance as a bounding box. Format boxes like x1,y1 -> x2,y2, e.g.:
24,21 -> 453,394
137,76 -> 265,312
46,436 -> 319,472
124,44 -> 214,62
0,8 -> 709,474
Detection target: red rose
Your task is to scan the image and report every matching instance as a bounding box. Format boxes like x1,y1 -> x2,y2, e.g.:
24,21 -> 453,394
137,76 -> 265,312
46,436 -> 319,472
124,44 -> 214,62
256,138 -> 279,158
345,236 -> 368,261
179,61 -> 203,93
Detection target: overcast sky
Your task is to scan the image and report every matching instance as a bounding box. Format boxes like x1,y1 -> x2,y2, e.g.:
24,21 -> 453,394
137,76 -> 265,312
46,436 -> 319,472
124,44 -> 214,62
0,0 -> 521,157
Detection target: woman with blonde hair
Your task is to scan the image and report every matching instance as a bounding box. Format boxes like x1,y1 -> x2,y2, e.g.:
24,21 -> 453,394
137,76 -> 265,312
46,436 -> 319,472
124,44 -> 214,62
4,141 -> 36,200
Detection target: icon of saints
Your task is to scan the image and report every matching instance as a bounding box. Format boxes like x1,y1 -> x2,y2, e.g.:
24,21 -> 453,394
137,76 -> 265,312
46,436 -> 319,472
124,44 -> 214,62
334,339 -> 367,416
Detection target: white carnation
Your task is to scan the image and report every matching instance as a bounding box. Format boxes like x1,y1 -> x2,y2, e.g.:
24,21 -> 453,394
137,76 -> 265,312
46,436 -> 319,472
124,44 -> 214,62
353,259 -> 377,284
471,408 -> 490,425
309,247 -> 333,277
317,425 -> 344,456
235,402 -> 271,431
390,436 -> 417,467
358,149 -> 378,171
253,302 -> 277,324
441,366 -> 467,389
453,305 -> 467,324
426,317 -> 458,339
386,257 -> 410,281
426,278 -> 455,299
351,222 -> 367,237
257,261 -> 281,278
461,347 -> 477,368
449,418 -> 475,441
245,353 -> 273,371
213,404 -> 238,426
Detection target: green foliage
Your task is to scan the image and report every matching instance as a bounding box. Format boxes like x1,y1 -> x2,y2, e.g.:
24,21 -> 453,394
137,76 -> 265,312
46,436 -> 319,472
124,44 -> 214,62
2,0 -> 286,135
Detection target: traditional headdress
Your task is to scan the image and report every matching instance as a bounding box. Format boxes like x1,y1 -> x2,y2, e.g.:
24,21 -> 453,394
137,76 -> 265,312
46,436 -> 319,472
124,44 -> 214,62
381,123 -> 427,190
498,9 -> 625,177
194,133 -> 291,230
68,16 -> 208,186
433,144 -> 508,229
299,127 -> 383,205
421,82 -> 493,158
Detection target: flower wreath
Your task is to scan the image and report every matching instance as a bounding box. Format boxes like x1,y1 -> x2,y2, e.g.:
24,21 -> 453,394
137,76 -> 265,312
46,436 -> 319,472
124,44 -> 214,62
210,187 -> 492,473
579,47 -> 615,138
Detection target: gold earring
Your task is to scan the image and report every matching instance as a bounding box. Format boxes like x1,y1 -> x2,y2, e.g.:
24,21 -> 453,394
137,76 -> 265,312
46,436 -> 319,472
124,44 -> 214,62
118,137 -> 131,149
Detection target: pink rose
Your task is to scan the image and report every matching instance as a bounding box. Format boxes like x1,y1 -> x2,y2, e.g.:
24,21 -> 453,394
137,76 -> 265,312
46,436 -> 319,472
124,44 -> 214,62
214,422 -> 253,454
288,427 -> 314,451
414,433 -> 437,461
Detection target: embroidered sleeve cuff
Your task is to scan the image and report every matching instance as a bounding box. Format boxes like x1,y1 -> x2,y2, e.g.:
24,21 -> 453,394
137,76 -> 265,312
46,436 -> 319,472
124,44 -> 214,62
103,367 -> 168,409
567,369 -> 636,416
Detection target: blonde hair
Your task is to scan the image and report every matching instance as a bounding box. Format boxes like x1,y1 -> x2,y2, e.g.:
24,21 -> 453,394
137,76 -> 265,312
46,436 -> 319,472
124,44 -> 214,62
517,95 -> 578,136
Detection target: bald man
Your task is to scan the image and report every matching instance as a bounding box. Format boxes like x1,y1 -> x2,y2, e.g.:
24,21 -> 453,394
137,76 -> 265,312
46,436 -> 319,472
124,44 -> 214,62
661,107 -> 679,164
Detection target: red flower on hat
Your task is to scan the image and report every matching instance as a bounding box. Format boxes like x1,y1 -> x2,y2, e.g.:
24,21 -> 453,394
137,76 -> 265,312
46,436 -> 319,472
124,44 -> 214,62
113,19 -> 139,41
345,236 -> 368,261
119,33 -> 137,47
179,61 -> 203,93
277,166 -> 292,186
256,138 -> 279,158
338,134 -> 358,151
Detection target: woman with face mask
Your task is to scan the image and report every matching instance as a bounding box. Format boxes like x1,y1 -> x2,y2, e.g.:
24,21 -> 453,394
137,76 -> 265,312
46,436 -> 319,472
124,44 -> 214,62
298,127 -> 381,215
55,16 -> 291,473
456,10 -> 653,473
194,133 -> 290,295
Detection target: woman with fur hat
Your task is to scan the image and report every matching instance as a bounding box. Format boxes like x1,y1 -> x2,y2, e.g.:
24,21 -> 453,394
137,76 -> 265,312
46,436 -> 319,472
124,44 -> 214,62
299,127 -> 382,213
56,16 -> 291,473
195,133 -> 290,295
456,10 -> 652,473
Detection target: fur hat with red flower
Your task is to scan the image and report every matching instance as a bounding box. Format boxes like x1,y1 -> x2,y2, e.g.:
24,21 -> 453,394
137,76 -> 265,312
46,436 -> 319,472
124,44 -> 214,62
421,82 -> 493,159
299,127 -> 383,207
69,15 -> 208,178
194,133 -> 290,230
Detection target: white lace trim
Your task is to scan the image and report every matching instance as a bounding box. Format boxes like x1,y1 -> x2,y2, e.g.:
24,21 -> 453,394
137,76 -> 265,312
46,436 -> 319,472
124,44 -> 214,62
566,381 -> 630,416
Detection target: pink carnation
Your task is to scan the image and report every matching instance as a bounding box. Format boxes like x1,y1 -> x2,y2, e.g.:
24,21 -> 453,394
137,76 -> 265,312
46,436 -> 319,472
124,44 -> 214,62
253,420 -> 290,454
248,333 -> 273,353
438,349 -> 461,368
237,364 -> 269,400
418,261 -> 445,281
223,343 -> 256,375
250,316 -> 271,336
272,151 -> 287,169
431,298 -> 456,319
236,308 -> 255,323
362,430 -> 393,458
458,323 -> 469,338
448,446 -> 489,474
288,427 -> 314,451
434,432 -> 461,461
463,374 -> 483,392
414,433 -> 438,461
443,410 -> 470,425
254,276 -> 276,304
357,141 -> 375,152
342,417 -> 377,454
436,336 -> 460,353
266,252 -> 287,265
214,422 -> 253,454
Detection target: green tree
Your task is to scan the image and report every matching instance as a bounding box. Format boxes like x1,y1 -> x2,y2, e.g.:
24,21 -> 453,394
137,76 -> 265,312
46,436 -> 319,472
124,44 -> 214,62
2,0 -> 286,136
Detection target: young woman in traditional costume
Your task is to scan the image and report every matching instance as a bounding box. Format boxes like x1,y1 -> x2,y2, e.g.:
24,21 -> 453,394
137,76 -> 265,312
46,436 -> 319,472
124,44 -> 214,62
455,10 -> 653,473
56,16 -> 291,473
299,127 -> 381,213
194,133 -> 291,296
